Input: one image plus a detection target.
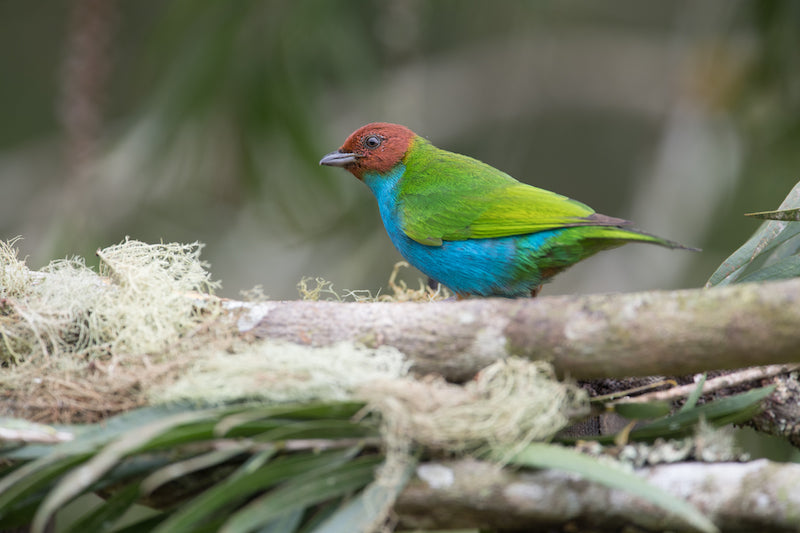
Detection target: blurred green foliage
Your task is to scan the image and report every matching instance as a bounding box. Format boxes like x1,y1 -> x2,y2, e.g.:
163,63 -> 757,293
1,0 -> 799,298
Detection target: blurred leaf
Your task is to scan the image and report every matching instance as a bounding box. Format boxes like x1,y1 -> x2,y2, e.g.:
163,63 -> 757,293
746,207 -> 800,220
737,254 -> 800,283
216,402 -> 365,437
625,385 -> 774,443
62,484 -> 143,533
707,181 -> 800,287
0,452 -> 93,521
32,411 -> 215,533
257,509 -> 305,533
220,456 -> 382,533
252,420 -> 374,442
613,401 -> 672,419
151,448 -> 359,533
140,446 -> 249,495
507,443 -> 718,533
680,374 -> 707,413
310,456 -> 418,533
113,516 -> 173,533
566,385 -> 774,444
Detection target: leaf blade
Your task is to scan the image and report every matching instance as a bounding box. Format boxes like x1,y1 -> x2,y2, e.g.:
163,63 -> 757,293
507,443 -> 718,533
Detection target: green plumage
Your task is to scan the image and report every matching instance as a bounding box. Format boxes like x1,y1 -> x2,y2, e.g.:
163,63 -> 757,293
397,137 -> 679,249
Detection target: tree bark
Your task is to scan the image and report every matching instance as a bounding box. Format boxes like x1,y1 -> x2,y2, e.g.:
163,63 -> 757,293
240,278 -> 800,381
395,458 -> 800,532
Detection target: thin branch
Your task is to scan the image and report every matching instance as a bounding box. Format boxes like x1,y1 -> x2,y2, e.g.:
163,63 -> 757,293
620,364 -> 800,404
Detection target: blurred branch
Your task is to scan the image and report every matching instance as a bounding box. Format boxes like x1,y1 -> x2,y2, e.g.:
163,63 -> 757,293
243,278 -> 800,381
394,458 -> 800,531
750,371 -> 800,447
623,365 -> 800,404
59,0 -> 117,182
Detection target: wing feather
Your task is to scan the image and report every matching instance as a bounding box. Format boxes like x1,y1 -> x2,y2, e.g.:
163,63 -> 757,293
398,143 -> 627,246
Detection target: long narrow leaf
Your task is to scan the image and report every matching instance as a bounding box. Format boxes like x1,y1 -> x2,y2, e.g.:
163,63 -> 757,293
745,207 -> 800,221
680,374 -> 707,413
152,448 -> 359,533
507,443 -> 718,533
220,456 -> 382,533
62,484 -> 144,533
0,452 -> 92,517
215,402 -> 366,438
140,446 -> 249,495
627,385 -> 774,442
566,385 -> 775,444
257,509 -> 304,533
310,457 -> 417,533
31,411 -> 214,533
252,420 -> 375,442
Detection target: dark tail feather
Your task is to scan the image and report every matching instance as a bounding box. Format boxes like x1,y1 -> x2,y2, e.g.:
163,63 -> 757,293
579,213 -> 700,251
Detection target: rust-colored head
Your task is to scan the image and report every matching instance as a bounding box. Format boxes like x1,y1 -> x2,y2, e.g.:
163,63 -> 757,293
319,122 -> 416,179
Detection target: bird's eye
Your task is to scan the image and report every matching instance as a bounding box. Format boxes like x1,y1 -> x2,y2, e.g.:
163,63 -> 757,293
363,135 -> 382,149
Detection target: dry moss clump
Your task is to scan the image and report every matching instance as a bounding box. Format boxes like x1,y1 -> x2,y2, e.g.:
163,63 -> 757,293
298,261 -> 451,302
0,238 -> 222,422
362,358 -> 588,456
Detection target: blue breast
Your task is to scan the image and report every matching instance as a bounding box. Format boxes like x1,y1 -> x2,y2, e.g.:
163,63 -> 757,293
362,166 -> 564,297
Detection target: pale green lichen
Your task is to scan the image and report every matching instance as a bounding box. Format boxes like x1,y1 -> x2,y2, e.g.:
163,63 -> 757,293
0,238 -> 222,421
0,238 -> 219,363
361,358 -> 589,456
152,340 -> 411,405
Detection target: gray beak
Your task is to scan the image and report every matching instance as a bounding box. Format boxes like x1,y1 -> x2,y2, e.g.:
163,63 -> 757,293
319,150 -> 359,167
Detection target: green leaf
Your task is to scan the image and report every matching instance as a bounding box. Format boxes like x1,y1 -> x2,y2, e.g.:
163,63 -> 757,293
310,456 -> 417,533
566,385 -> 775,444
139,446 -> 249,495
745,207 -> 800,220
680,374 -> 707,413
215,402 -> 366,437
256,509 -> 304,533
62,483 -> 143,533
114,514 -> 226,533
707,180 -> 800,287
0,452 -> 93,519
627,385 -> 774,442
507,443 -> 718,533
31,410 -> 215,533
252,420 -> 375,442
736,254 -> 800,283
220,456 -> 382,533
151,448 -> 359,533
613,401 -> 672,419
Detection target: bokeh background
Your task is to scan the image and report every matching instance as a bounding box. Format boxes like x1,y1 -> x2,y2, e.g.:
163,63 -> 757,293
1,0 -> 798,299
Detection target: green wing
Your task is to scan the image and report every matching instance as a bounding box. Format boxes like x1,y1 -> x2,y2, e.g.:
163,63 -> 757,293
399,140 -> 618,246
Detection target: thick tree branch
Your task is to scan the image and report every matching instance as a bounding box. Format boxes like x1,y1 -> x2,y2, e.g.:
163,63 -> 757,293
395,458 -> 800,531
242,278 -> 800,381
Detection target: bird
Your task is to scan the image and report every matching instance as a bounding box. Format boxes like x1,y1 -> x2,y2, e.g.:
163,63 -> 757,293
320,122 -> 696,298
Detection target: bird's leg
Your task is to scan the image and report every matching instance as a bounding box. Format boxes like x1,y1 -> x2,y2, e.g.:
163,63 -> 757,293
530,285 -> 542,298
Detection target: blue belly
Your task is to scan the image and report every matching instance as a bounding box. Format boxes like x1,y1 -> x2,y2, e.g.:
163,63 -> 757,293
362,167 -> 563,297
387,227 -> 564,297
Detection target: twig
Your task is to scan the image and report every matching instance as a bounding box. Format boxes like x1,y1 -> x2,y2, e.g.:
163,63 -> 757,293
619,364 -> 800,404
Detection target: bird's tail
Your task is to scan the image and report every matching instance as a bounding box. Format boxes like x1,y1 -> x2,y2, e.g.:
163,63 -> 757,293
584,225 -> 700,251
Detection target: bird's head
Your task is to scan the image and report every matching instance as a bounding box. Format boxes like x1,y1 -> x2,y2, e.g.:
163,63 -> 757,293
319,122 -> 416,180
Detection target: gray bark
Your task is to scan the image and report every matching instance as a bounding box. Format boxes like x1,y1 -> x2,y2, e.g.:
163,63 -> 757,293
240,278 -> 800,381
395,458 -> 800,532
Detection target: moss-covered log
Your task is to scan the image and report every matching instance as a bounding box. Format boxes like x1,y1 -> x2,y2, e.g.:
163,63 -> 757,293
244,278 -> 800,381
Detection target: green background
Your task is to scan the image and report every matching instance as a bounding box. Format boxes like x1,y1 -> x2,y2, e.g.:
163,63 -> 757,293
1,0 -> 798,299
